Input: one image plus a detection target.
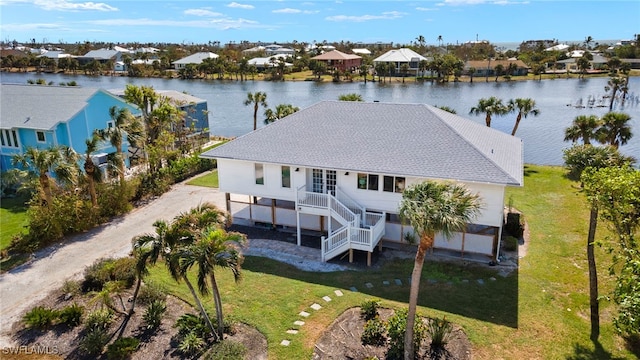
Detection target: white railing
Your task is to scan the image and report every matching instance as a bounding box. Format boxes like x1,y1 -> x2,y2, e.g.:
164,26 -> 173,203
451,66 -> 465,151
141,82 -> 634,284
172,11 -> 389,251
321,226 -> 350,262
328,195 -> 357,227
296,185 -> 328,208
336,187 -> 365,225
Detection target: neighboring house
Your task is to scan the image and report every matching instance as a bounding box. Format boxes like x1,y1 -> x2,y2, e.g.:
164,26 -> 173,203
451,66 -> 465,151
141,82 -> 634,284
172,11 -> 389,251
38,50 -> 73,61
247,55 -> 293,71
373,48 -> 427,75
311,50 -> 362,71
352,48 -> 371,56
264,44 -> 295,56
0,84 -> 140,173
201,101 -> 523,265
77,49 -> 123,65
465,59 -> 530,77
556,53 -> 609,73
172,52 -> 219,70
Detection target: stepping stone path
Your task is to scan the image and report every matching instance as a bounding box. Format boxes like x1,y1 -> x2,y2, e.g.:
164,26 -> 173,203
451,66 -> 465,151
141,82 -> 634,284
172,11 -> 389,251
322,296 -> 332,302
281,289 -> 347,346
310,303 -> 322,311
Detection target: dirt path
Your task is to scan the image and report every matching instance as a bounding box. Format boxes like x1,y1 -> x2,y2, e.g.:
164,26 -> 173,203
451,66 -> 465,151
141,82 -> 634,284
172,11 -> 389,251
0,180 -> 226,347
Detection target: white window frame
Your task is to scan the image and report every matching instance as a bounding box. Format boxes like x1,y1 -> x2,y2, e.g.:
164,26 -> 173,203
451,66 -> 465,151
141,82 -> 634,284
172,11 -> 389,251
281,166 -> 291,188
1,129 -> 19,148
255,163 -> 264,185
36,131 -> 46,143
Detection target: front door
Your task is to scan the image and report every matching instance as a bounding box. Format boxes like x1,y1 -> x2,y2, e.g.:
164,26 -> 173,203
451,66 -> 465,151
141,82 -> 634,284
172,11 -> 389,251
311,169 -> 336,195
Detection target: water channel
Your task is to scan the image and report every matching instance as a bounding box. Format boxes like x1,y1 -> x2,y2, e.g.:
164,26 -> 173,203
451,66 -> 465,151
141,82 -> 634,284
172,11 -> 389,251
2,72 -> 638,166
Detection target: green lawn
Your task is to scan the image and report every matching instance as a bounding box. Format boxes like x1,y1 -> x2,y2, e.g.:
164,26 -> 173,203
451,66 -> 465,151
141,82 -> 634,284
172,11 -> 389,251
186,170 -> 218,188
147,164 -> 637,359
0,196 -> 29,251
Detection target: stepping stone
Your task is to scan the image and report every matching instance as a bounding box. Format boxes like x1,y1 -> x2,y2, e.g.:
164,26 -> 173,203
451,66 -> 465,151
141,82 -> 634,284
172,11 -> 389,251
299,311 -> 310,317
286,329 -> 299,334
489,277 -> 497,281
365,282 -> 374,288
334,290 -> 344,297
477,279 -> 485,285
280,340 -> 290,346
323,296 -> 332,302
461,279 -> 469,284
350,287 -> 358,292
311,303 -> 322,310
293,320 -> 305,326
383,280 -> 390,286
394,279 -> 403,286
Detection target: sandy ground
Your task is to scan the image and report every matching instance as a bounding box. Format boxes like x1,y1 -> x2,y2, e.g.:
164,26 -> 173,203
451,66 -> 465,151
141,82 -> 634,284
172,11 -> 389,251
0,180 -> 226,348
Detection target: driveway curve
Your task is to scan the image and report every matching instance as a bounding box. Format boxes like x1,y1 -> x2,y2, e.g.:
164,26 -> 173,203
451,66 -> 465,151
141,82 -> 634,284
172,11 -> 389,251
0,180 -> 225,347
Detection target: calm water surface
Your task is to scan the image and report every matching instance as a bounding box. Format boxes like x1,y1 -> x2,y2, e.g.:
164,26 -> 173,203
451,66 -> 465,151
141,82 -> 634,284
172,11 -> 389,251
2,72 -> 639,166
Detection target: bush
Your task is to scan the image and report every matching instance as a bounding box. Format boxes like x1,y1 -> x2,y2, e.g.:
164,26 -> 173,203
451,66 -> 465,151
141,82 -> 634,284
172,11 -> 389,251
503,235 -> 519,252
84,308 -> 114,331
143,299 -> 166,331
504,212 -> 524,238
362,318 -> 386,346
82,257 -> 137,292
23,306 -> 59,330
137,282 -> 166,305
80,328 -> 109,356
360,299 -> 381,321
386,309 -> 426,360
178,331 -> 206,357
58,303 -> 84,327
205,340 -> 247,360
175,313 -> 213,339
61,279 -> 82,296
97,182 -> 134,218
427,317 -> 453,349
106,337 -> 140,360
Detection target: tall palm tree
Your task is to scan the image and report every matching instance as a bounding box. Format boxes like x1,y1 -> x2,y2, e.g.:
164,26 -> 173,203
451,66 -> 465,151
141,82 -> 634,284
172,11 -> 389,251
244,92 -> 268,131
83,134 -> 103,207
508,98 -> 541,136
264,104 -> 300,124
564,115 -> 601,145
606,76 -> 626,111
11,146 -> 78,206
96,106 -> 133,185
469,97 -> 508,127
399,181 -> 481,360
179,227 -> 245,340
597,112 -> 633,149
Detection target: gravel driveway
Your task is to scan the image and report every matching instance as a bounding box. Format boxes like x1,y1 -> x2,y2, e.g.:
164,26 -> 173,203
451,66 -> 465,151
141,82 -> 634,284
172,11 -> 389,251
0,180 -> 226,347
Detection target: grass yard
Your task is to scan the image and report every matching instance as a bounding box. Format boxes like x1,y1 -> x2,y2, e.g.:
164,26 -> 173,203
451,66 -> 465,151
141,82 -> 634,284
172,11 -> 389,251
0,196 -> 29,251
147,164 -> 637,359
186,170 -> 218,188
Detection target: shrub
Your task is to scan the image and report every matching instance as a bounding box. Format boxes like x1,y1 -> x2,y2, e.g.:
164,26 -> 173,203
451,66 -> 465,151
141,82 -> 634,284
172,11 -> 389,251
80,328 -> 109,356
106,337 -> 140,360
504,212 -> 524,238
503,235 -> 519,252
23,306 -> 59,330
178,331 -> 206,357
205,340 -> 247,360
362,318 -> 386,346
386,309 -> 426,360
58,303 -> 84,327
137,282 -> 166,305
97,182 -> 134,218
360,299 -> 381,321
84,308 -> 114,331
61,279 -> 82,296
427,317 -> 453,349
82,257 -> 137,292
143,299 -> 167,331
175,313 -> 212,339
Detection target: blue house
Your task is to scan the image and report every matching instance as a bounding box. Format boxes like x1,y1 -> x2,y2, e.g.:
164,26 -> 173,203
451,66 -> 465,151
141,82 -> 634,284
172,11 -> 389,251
0,84 -> 140,173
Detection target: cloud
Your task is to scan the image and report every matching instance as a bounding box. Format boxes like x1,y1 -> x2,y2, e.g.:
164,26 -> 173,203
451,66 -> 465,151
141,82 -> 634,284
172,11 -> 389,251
84,17 -> 263,31
227,2 -> 254,9
326,11 -> 405,22
440,0 -> 527,5
32,0 -> 117,11
416,7 -> 436,11
184,9 -> 223,17
273,8 -> 301,13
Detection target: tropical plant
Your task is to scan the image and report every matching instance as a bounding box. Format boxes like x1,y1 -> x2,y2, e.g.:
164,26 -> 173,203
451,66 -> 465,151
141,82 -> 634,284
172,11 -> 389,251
142,299 -> 166,331
597,112 -> 633,149
427,317 -> 453,349
264,104 -> 299,124
508,98 -> 540,136
562,144 -> 635,183
564,115 -> 601,145
83,133 -> 103,207
362,318 -> 386,346
244,92 -> 268,131
469,97 -> 508,127
58,303 -> 84,327
23,306 -> 59,329
398,181 -> 481,359
95,106 -> 134,186
106,337 -> 140,360
338,93 -> 364,102
360,299 -> 381,321
386,308 -> 426,360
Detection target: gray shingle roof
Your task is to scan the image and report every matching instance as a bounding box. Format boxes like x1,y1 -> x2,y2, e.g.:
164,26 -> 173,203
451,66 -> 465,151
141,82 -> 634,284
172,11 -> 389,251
202,101 -> 523,186
1,84 -> 101,130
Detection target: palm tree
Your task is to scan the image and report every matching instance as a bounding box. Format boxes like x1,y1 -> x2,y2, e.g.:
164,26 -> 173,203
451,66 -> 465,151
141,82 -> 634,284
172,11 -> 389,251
469,97 -> 508,127
179,227 -> 245,340
508,98 -> 540,136
264,104 -> 300,124
95,106 -> 133,186
399,181 -> 481,360
11,146 -> 78,206
597,112 -> 633,149
606,76 -> 626,110
244,92 -> 268,131
338,93 -> 364,102
564,115 -> 601,145
83,134 -> 103,207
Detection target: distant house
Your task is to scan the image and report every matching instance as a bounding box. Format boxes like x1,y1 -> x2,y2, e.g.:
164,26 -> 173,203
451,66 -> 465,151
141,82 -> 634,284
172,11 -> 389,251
464,59 -> 530,77
201,101 -> 523,265
352,48 -> 371,56
172,52 -> 219,70
264,44 -> 295,56
556,53 -> 609,73
311,50 -> 362,71
77,49 -> 123,65
247,55 -> 293,71
0,84 -> 140,173
373,48 -> 427,75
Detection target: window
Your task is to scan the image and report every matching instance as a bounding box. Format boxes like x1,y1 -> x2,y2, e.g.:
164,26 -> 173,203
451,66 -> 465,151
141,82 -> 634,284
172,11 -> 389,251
1,129 -> 19,148
36,131 -> 45,143
357,173 -> 379,191
107,121 -> 115,129
255,163 -> 264,185
383,176 -> 405,193
357,173 -> 367,190
368,174 -> 379,191
281,166 -> 290,188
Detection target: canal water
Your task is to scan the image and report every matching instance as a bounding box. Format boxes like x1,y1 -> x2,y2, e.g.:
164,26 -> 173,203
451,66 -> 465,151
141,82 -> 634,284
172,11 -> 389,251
2,72 -> 638,166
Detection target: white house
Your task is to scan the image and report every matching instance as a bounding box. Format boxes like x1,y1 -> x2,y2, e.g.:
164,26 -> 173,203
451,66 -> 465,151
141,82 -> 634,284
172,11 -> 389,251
201,101 -> 523,265
373,48 -> 428,75
172,52 -> 219,70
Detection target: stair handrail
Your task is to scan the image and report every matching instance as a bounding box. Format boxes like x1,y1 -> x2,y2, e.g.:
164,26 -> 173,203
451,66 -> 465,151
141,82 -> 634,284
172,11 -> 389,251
328,194 -> 357,226
335,187 -> 366,225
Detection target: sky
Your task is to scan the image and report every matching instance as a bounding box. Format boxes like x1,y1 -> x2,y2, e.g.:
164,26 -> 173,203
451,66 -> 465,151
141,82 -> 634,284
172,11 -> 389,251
0,0 -> 638,46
